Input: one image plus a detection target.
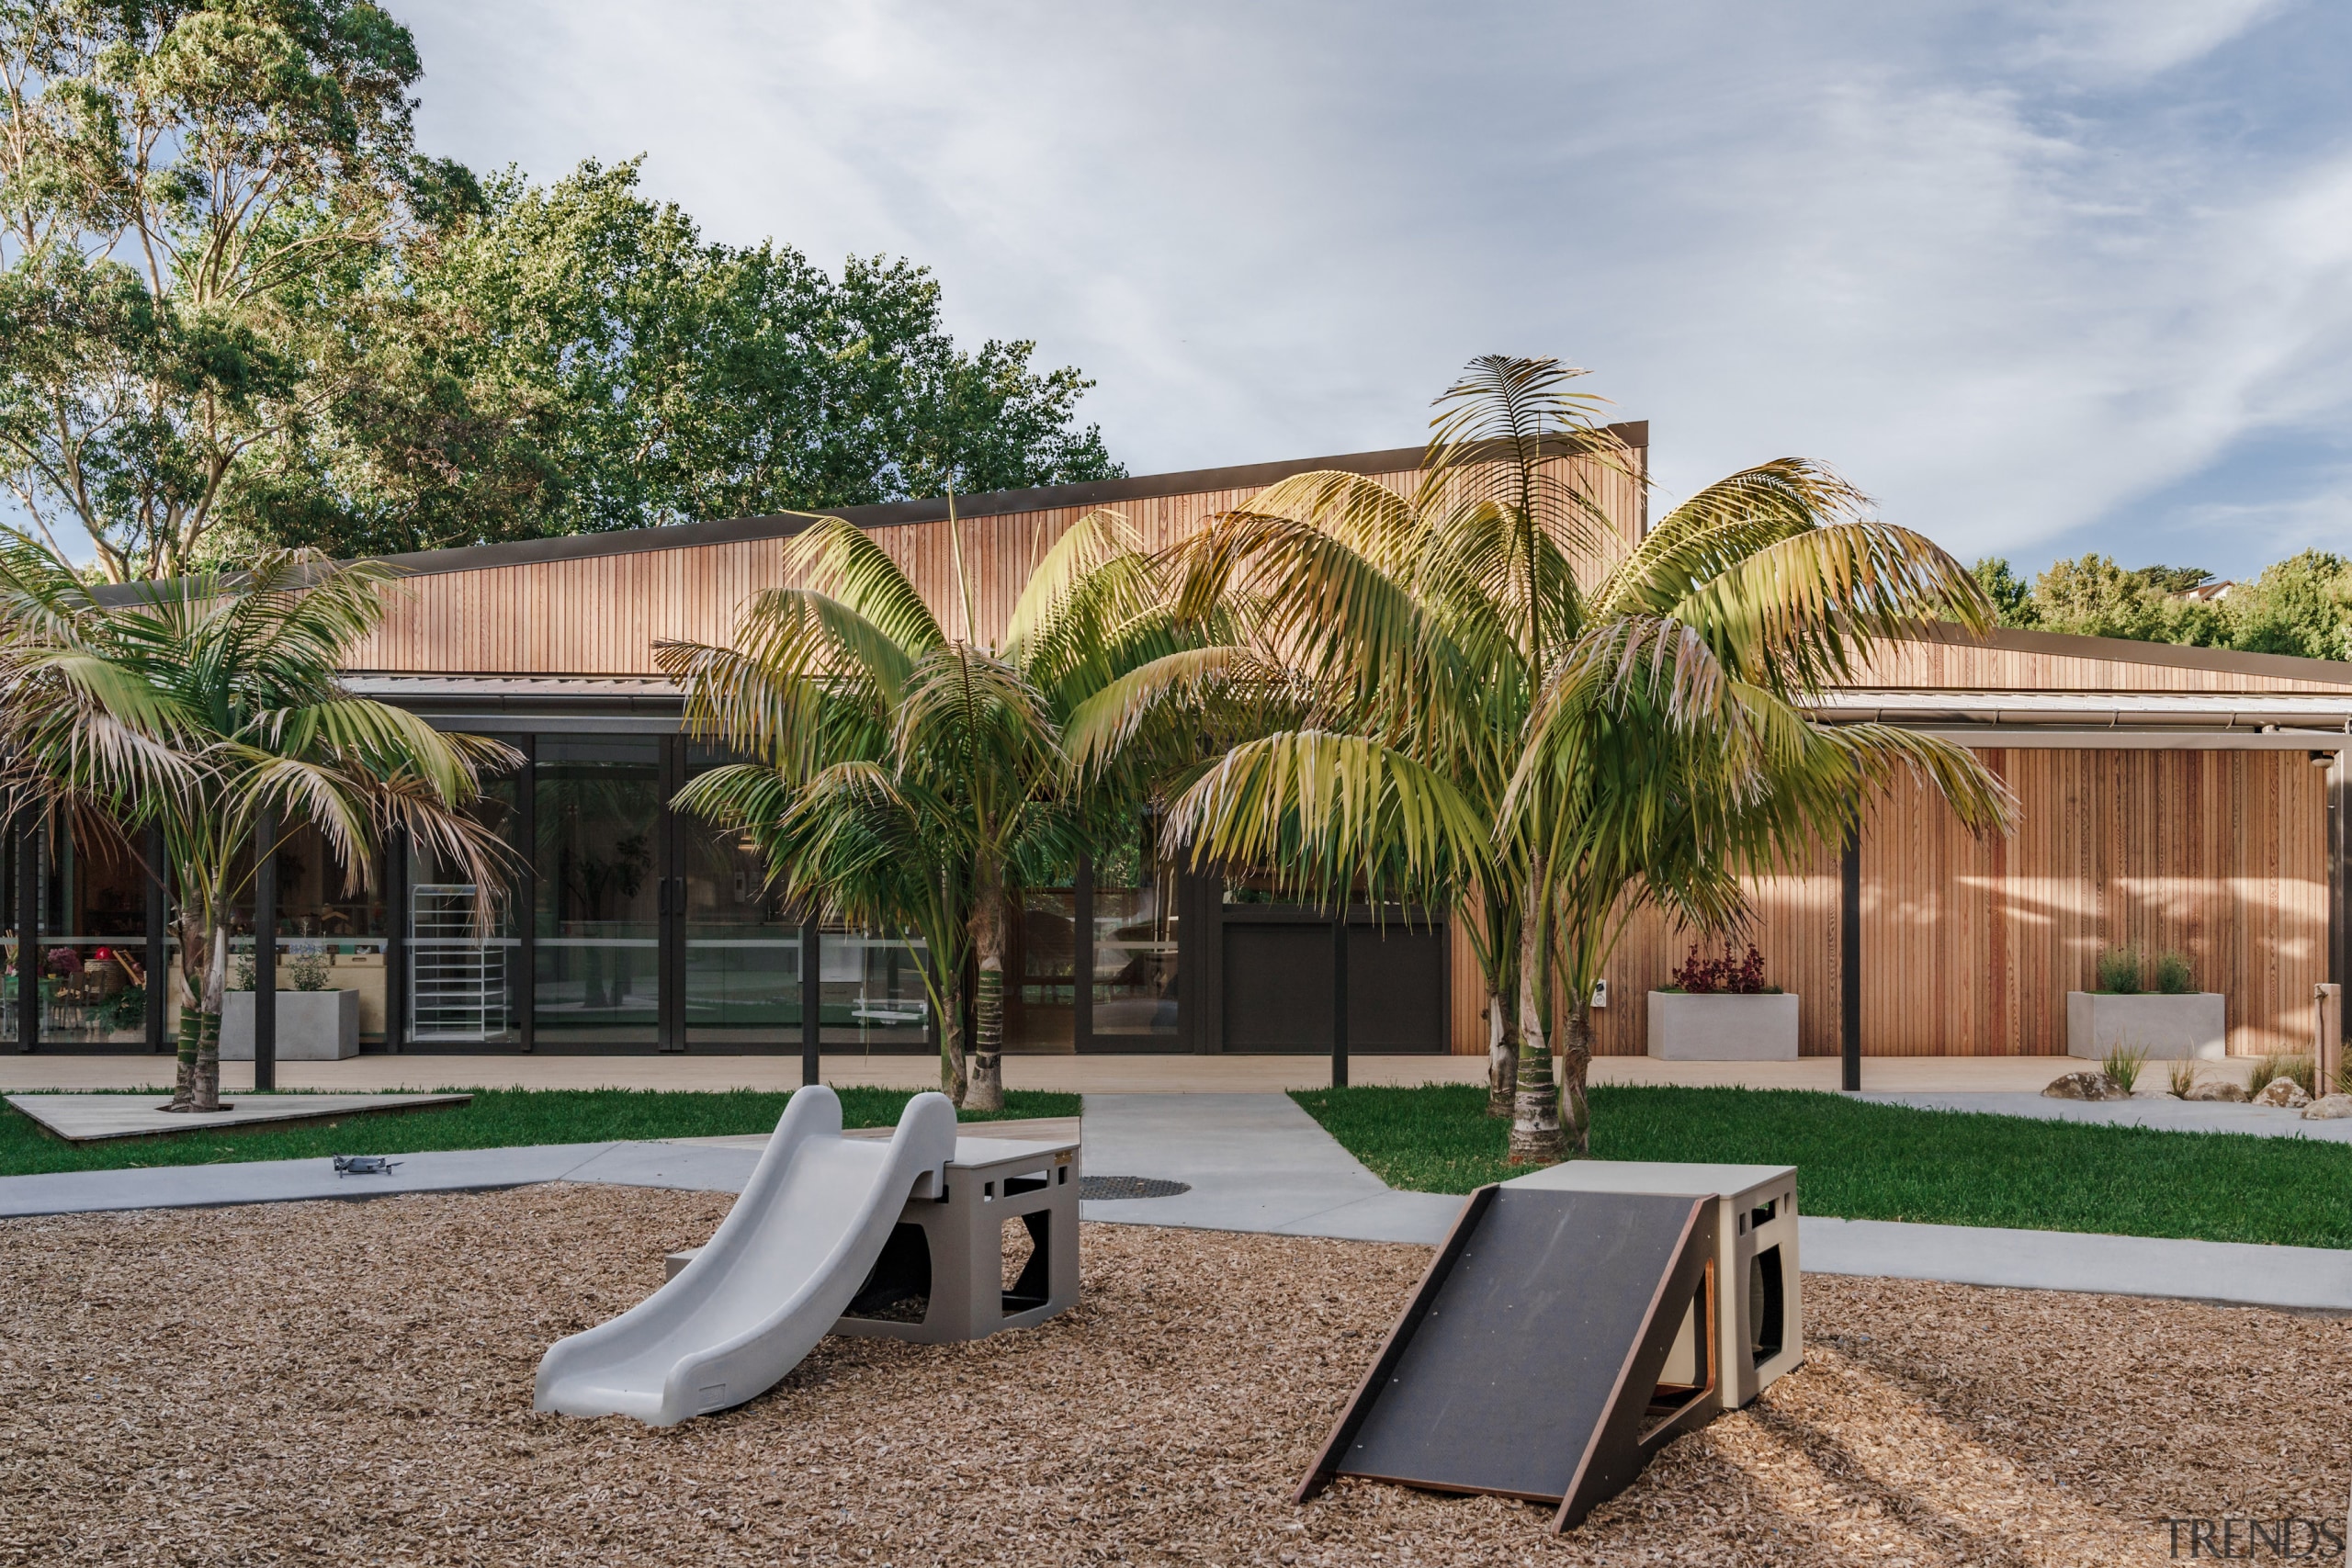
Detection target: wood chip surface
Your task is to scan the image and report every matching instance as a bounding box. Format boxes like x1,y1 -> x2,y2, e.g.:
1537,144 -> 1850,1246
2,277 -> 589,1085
3,1184 -> 2347,1565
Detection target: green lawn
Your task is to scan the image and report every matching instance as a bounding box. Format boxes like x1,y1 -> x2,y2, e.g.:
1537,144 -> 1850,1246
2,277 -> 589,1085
0,1088 -> 1080,1178
1292,1084 -> 2352,1250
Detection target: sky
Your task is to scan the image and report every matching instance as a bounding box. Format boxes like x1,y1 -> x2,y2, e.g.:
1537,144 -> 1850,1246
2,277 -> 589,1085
390,1 -> 2352,581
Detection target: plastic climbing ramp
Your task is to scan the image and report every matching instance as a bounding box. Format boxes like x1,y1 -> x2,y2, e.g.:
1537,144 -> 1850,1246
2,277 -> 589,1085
1297,1185 -> 1721,1531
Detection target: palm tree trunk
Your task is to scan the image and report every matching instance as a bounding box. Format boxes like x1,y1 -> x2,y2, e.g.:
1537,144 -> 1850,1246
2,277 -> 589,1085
938,959 -> 969,1108
1486,989 -> 1518,1118
192,926 -> 226,1112
1509,865 -> 1565,1165
967,872 -> 1006,1112
1558,995 -> 1596,1157
167,923 -> 227,1113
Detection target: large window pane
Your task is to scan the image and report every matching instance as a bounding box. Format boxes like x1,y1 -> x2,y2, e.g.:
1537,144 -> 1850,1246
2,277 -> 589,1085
682,747 -> 800,1045
819,930 -> 930,1050
406,773 -> 520,1045
534,739 -> 662,1046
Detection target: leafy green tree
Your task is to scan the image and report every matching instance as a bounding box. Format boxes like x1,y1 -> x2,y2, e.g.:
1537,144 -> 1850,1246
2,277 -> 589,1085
1972,557 -> 2039,627
2222,550 -> 2352,660
228,160 -> 1125,558
0,541 -> 515,1110
661,510 -> 1195,1110
0,0 -> 428,580
1120,357 -> 2014,1160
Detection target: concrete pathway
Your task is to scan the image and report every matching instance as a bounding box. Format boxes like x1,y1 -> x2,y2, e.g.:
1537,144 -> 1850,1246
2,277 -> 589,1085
1861,1089 -> 2352,1141
0,1050 -> 2123,1096
6,1091 -> 472,1142
6,1090 -> 2348,1313
1802,1215 -> 2352,1312
1074,1093 -> 1464,1243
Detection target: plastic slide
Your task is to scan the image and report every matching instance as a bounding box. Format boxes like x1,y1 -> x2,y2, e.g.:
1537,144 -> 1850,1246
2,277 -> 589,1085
534,1085 -> 956,1426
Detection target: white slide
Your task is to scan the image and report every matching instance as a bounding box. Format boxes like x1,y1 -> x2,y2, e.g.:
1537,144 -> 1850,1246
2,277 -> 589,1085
534,1085 -> 957,1426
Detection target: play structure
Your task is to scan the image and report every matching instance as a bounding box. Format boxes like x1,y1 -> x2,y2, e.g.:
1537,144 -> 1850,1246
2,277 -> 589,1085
1299,1162 -> 1801,1531
535,1086 -> 1080,1426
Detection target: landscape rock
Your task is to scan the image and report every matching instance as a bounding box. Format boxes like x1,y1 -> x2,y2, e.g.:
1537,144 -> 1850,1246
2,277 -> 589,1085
2042,1072 -> 2131,1101
2184,1081 -> 2250,1103
2301,1094 -> 2352,1120
2255,1077 -> 2311,1109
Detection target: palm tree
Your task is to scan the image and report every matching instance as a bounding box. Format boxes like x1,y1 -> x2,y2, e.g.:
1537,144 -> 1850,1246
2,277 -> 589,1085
660,508 -> 1202,1110
1105,355 -> 2013,1160
0,542 -> 520,1111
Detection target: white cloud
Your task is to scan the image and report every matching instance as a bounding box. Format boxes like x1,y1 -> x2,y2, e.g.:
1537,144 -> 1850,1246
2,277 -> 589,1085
389,0 -> 2350,573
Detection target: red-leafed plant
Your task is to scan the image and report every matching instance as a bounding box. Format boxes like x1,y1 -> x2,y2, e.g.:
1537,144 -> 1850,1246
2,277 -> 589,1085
1670,942 -> 1770,995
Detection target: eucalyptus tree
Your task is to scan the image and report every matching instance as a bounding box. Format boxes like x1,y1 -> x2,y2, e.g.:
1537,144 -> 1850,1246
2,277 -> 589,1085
0,540 -> 517,1110
662,508 -> 1201,1110
1109,355 -> 2012,1161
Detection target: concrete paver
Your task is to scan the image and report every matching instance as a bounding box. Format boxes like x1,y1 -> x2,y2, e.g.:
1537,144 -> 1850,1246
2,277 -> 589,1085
0,1142 -> 622,1219
1802,1215 -> 2352,1311
1073,1092 -> 1465,1244
0,1050 -> 2143,1096
6,1089 -> 2346,1312
6,1091 -> 473,1142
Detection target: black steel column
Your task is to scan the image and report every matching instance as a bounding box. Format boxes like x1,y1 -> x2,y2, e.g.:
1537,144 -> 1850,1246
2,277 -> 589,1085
1331,906 -> 1350,1089
144,826 -> 169,1053
14,811 -> 38,1053
1072,852 -> 1094,1051
800,916 -> 821,1086
253,809 -> 277,1092
514,736 -> 536,1053
1840,818 -> 1862,1092
383,829 -> 408,1053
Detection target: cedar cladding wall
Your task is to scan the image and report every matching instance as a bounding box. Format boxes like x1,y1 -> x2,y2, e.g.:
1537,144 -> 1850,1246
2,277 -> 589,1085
1545,747 -> 2329,1060
348,449 -> 1651,674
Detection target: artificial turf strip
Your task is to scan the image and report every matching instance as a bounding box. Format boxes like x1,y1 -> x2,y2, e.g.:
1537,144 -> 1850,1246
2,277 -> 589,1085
0,1088 -> 1082,1179
1291,1083 -> 2352,1251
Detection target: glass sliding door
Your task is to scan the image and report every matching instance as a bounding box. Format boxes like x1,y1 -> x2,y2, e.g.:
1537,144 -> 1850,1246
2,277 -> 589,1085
406,772 -> 521,1047
680,746 -> 801,1048
534,739 -> 662,1047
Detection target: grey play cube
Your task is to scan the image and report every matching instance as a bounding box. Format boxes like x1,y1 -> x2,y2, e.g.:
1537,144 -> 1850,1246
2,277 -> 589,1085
835,1134 -> 1080,1343
1503,1160 -> 1801,1413
663,1133 -> 1081,1345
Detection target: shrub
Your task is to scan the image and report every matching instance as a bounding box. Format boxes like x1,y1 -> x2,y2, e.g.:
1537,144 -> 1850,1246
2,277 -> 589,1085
1668,943 -> 1772,996
2151,951 -> 2195,995
2166,1057 -> 2198,1099
2094,945 -> 2143,994
2101,1043 -> 2147,1094
286,943 -> 333,992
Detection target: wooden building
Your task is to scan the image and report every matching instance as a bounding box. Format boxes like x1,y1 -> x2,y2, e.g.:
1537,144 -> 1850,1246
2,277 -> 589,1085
16,423 -> 2350,1061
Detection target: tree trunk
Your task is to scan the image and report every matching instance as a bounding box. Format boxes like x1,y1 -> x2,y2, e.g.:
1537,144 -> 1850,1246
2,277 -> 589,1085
1558,995 -> 1596,1157
967,873 -> 1006,1111
1509,867 -> 1565,1165
938,961 -> 969,1108
1485,988 -> 1518,1118
167,924 -> 227,1113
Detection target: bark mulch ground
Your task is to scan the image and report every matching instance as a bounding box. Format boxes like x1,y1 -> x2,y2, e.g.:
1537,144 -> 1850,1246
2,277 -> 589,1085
4,1184 -> 2347,1566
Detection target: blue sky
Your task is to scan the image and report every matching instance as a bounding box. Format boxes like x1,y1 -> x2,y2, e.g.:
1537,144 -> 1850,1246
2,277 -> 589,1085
401,4 -> 2346,578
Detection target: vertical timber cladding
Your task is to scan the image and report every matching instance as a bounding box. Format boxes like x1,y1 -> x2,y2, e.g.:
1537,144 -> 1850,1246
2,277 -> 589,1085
347,438 -> 1651,675
1577,746 -> 2328,1058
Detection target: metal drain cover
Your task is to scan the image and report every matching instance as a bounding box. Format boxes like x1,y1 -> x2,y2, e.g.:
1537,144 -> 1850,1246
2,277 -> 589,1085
1079,1175 -> 1192,1201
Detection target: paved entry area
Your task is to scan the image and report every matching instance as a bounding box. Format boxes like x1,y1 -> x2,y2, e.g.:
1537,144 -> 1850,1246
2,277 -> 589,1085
1075,1093 -> 1463,1243
6,1091 -> 471,1142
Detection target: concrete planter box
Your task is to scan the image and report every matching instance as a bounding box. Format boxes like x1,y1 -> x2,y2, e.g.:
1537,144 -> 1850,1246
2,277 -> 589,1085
2066,991 -> 2225,1061
220,988 -> 361,1061
1646,991 -> 1800,1060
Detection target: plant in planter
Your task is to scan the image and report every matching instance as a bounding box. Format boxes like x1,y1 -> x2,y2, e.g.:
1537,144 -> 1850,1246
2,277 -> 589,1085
1648,942 -> 1798,1060
2068,945 -> 2223,1060
221,942 -> 360,1061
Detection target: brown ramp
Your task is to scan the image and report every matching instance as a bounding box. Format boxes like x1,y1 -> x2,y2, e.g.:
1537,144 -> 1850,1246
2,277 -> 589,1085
1296,1185 -> 1719,1531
